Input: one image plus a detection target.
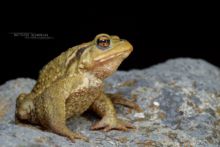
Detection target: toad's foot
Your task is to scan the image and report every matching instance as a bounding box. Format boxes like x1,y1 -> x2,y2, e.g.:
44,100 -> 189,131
91,116 -> 135,132
48,122 -> 89,142
67,132 -> 89,142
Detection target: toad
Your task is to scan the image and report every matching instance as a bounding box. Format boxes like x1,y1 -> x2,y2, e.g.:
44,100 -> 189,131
15,33 -> 141,142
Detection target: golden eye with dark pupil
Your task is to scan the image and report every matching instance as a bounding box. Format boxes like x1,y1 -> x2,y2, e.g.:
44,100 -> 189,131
96,36 -> 110,49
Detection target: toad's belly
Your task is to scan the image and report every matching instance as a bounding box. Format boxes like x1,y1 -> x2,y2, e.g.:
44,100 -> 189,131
65,86 -> 101,119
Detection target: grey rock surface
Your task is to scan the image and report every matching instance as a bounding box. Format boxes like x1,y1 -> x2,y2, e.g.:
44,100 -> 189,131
0,58 -> 220,147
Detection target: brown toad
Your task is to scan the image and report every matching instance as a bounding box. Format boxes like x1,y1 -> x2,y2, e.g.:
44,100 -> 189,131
15,33 -> 141,142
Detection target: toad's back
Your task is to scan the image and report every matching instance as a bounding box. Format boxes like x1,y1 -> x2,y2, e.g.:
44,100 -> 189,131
31,46 -> 79,95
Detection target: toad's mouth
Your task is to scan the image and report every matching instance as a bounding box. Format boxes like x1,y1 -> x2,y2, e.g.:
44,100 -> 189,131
94,50 -> 131,63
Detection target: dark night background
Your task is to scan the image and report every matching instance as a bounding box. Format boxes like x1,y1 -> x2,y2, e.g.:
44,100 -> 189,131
0,5 -> 218,85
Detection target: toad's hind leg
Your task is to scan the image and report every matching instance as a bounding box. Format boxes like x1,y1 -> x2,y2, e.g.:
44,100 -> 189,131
107,93 -> 143,112
35,77 -> 88,142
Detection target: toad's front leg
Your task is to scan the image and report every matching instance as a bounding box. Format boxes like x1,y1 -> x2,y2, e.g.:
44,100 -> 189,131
90,93 -> 134,131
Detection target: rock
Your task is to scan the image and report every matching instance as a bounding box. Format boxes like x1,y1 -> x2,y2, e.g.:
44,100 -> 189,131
0,58 -> 220,146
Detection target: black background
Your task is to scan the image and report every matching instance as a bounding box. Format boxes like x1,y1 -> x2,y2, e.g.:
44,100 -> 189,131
0,5 -> 218,85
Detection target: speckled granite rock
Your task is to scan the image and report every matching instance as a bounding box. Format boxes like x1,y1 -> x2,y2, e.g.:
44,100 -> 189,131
0,58 -> 220,147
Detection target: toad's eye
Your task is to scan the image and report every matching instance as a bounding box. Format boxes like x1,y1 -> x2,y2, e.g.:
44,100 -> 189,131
96,36 -> 110,50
